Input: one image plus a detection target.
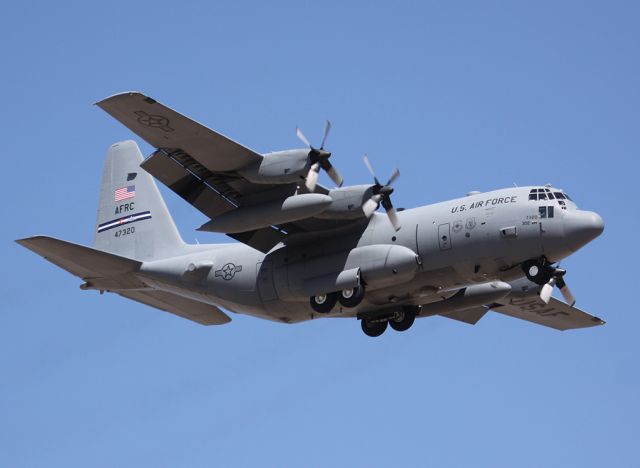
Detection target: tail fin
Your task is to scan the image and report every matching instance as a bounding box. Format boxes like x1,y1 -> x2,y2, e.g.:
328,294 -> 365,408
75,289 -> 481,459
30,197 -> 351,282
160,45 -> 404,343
94,140 -> 185,260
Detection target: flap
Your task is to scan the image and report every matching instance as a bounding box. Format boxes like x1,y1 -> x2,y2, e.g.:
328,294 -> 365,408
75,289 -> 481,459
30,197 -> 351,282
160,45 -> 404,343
440,306 -> 489,325
97,92 -> 262,172
117,290 -> 231,325
491,296 -> 605,331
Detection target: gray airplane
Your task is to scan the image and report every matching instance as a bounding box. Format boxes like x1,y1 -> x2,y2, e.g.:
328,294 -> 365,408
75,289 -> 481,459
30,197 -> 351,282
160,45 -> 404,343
17,92 -> 606,337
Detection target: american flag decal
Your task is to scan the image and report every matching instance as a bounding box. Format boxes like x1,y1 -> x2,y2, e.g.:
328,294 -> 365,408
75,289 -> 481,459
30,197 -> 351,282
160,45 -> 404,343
115,185 -> 135,201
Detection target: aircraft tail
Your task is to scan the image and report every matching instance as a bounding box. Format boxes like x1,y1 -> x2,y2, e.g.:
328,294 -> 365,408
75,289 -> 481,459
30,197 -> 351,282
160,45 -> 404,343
93,140 -> 186,261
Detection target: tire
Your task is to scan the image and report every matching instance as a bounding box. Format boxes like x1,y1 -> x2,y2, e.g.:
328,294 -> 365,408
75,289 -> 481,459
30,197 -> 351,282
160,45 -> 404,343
310,292 -> 338,314
361,318 -> 388,337
389,307 -> 416,332
338,285 -> 365,308
522,259 -> 552,285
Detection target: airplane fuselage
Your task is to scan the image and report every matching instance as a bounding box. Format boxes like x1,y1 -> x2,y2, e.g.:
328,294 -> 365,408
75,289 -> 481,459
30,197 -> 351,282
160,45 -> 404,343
138,185 -> 603,324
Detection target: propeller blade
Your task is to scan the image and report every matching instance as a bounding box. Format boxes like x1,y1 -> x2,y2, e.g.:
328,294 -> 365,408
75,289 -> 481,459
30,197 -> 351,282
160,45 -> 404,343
559,285 -> 576,307
363,154 -> 379,184
386,207 -> 401,231
386,168 -> 400,186
320,120 -> 332,149
362,195 -> 382,217
540,278 -> 556,304
296,127 -> 311,148
323,162 -> 343,187
305,162 -> 321,192
556,277 -> 576,306
381,197 -> 401,231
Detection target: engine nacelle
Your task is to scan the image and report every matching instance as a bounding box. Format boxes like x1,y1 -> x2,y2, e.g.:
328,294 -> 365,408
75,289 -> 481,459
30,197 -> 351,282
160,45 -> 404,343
314,185 -> 375,219
239,149 -> 311,184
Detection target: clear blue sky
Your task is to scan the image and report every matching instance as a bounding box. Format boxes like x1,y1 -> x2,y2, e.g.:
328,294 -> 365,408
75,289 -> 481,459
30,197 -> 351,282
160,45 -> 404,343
2,1 -> 638,466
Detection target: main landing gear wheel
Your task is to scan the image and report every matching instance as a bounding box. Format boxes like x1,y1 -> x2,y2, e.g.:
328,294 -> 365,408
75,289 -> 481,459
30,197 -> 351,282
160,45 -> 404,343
522,259 -> 553,285
338,285 -> 365,308
361,318 -> 388,337
389,306 -> 417,332
310,292 -> 338,314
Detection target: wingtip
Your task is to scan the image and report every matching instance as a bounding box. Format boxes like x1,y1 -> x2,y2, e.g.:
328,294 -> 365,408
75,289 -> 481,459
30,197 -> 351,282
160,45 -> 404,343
94,91 -> 145,107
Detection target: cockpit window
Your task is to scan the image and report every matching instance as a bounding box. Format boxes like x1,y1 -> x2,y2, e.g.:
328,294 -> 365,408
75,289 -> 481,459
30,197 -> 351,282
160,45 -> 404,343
539,206 -> 555,218
564,193 -> 573,201
553,192 -> 565,199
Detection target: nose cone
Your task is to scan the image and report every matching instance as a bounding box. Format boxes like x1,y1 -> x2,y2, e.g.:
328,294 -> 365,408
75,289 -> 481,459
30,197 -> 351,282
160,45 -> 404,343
563,210 -> 604,252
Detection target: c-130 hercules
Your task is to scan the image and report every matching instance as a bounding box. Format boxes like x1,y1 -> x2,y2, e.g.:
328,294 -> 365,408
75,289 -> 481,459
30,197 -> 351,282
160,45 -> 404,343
17,92 -> 605,337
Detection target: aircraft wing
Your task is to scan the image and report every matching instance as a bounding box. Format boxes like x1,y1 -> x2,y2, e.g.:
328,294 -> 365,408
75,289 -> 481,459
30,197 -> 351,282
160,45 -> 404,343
97,92 -> 361,253
117,290 -> 230,325
491,296 -> 605,331
96,92 -> 262,172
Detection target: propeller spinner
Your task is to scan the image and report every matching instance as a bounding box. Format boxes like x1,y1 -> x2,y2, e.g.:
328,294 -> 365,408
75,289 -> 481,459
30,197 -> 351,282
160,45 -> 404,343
296,120 -> 343,192
361,154 -> 401,231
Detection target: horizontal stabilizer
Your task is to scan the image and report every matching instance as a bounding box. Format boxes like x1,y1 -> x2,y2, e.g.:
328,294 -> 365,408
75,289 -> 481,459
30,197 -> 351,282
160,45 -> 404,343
491,296 -> 605,331
117,290 -> 231,325
16,236 -> 144,289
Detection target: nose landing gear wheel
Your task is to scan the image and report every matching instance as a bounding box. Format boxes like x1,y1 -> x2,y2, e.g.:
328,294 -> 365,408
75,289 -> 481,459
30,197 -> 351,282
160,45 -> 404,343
338,285 -> 365,308
310,292 -> 338,314
389,306 -> 417,332
361,318 -> 388,337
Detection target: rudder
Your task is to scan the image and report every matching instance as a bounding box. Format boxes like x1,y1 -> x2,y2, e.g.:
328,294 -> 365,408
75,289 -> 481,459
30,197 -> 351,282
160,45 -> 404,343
94,140 -> 185,260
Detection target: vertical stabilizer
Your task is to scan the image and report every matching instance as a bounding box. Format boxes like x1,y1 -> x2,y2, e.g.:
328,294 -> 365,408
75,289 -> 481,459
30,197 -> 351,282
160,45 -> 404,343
93,140 -> 185,260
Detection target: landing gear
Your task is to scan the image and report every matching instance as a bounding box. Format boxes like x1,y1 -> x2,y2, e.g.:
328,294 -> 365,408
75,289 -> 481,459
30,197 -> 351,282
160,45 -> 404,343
338,285 -> 365,308
361,317 -> 388,337
522,259 -> 553,285
310,292 -> 338,313
389,306 -> 418,332
359,306 -> 419,337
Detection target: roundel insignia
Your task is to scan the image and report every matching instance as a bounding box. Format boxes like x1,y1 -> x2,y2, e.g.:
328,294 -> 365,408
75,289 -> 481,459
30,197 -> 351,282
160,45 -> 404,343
215,263 -> 243,280
134,110 -> 174,132
452,220 -> 464,232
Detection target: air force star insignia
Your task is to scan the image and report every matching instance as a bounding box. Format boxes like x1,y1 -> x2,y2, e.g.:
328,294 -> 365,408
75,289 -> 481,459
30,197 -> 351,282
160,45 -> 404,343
215,263 -> 243,280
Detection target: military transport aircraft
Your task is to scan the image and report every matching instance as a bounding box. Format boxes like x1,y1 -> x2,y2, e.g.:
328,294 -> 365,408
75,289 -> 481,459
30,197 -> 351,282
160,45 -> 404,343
17,92 -> 606,336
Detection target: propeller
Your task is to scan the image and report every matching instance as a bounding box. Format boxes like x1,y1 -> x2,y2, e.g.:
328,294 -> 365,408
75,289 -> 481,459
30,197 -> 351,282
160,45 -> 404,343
296,120 -> 343,192
539,267 -> 576,306
361,154 -> 401,231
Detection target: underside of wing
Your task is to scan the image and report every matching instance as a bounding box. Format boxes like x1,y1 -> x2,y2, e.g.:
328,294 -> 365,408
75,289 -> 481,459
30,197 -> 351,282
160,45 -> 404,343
117,290 -> 231,325
97,92 -> 262,172
491,296 -> 605,330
